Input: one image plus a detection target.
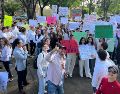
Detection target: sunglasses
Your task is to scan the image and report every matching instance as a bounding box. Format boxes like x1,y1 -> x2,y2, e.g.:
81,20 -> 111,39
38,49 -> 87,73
108,69 -> 117,74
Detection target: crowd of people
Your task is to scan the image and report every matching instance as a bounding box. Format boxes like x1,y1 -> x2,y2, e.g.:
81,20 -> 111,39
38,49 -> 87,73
0,18 -> 120,94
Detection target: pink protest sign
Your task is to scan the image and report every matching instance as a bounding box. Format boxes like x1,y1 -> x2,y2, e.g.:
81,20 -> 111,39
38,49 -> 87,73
47,16 -> 56,25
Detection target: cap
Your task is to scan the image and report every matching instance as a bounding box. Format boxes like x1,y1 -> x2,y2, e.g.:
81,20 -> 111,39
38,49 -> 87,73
108,65 -> 119,74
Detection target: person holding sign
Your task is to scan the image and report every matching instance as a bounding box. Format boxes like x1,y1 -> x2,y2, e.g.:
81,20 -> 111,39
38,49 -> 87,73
78,37 -> 91,78
86,37 -> 97,76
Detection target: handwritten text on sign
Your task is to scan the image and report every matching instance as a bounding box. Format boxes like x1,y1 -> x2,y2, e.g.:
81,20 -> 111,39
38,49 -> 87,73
60,40 -> 79,53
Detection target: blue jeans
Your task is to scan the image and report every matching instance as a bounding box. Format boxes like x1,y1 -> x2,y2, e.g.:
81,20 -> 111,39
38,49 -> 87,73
38,76 -> 45,94
47,81 -> 64,94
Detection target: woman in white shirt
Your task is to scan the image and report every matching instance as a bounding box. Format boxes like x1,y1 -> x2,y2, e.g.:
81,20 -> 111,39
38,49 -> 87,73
78,37 -> 91,78
37,44 -> 49,94
18,27 -> 27,46
0,38 -> 13,81
86,37 -> 97,76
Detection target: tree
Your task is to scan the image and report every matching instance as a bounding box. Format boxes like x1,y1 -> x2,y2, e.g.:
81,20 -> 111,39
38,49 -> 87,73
38,0 -> 49,16
4,1 -> 21,16
1,0 -> 4,23
97,0 -> 112,20
19,0 -> 38,20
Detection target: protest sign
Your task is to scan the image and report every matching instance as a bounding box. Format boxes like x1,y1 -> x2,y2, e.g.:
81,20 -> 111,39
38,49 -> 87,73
71,9 -> 82,17
59,7 -> 69,16
47,16 -> 56,25
52,5 -> 58,14
29,19 -> 38,27
72,32 -> 87,42
37,16 -> 46,23
74,16 -> 81,21
107,38 -> 115,52
95,25 -> 113,38
52,13 -> 59,21
4,15 -> 13,27
68,22 -> 80,30
60,17 -> 68,24
60,40 -> 79,53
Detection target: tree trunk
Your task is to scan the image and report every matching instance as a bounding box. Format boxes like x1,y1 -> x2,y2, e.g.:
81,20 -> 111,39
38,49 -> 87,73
1,0 -> 4,24
27,9 -> 34,21
40,7 -> 44,16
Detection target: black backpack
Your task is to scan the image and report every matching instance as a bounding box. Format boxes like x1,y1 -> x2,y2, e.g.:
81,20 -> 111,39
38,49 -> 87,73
33,52 -> 44,69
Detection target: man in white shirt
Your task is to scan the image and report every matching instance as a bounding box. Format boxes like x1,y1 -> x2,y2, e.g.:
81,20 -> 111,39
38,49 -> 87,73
92,49 -> 114,94
46,43 -> 66,94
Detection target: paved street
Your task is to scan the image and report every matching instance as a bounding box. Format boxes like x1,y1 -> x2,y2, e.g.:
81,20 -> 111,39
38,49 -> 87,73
1,58 -> 119,94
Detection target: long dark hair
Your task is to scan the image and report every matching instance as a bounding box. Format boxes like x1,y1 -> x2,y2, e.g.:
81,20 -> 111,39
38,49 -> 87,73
79,37 -> 86,45
87,37 -> 94,45
12,38 -> 21,50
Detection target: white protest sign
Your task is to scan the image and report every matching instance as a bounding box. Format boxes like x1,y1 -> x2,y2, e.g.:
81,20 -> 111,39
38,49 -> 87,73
52,13 -> 59,21
59,7 -> 69,16
68,22 -> 80,30
37,16 -> 46,23
52,5 -> 58,14
115,15 -> 120,24
74,16 -> 81,21
60,17 -> 68,24
29,19 -> 38,27
0,72 -> 8,92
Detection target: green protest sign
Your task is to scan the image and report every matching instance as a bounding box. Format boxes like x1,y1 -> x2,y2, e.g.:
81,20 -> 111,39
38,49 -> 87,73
95,25 -> 113,38
72,32 -> 87,42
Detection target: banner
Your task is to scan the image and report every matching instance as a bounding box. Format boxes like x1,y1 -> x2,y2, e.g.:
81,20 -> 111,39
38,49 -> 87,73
47,16 -> 56,25
60,17 -> 68,24
59,7 -> 69,16
29,19 -> 38,27
52,5 -> 58,14
37,16 -> 46,23
72,32 -> 87,42
4,15 -> 13,27
95,25 -> 113,38
60,40 -> 79,53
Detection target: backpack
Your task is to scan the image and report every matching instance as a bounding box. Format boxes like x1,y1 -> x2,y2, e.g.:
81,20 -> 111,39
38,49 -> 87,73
33,52 -> 44,69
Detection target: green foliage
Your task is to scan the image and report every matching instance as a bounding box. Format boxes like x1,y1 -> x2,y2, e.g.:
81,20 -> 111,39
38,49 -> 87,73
4,1 -> 21,16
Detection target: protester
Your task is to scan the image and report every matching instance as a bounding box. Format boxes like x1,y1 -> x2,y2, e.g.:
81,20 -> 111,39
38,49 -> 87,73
0,38 -> 13,81
66,35 -> 77,77
46,43 -> 66,94
37,44 -> 49,94
87,37 -> 97,75
96,65 -> 120,94
78,37 -> 91,78
13,39 -> 29,94
27,26 -> 36,56
92,49 -> 114,93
